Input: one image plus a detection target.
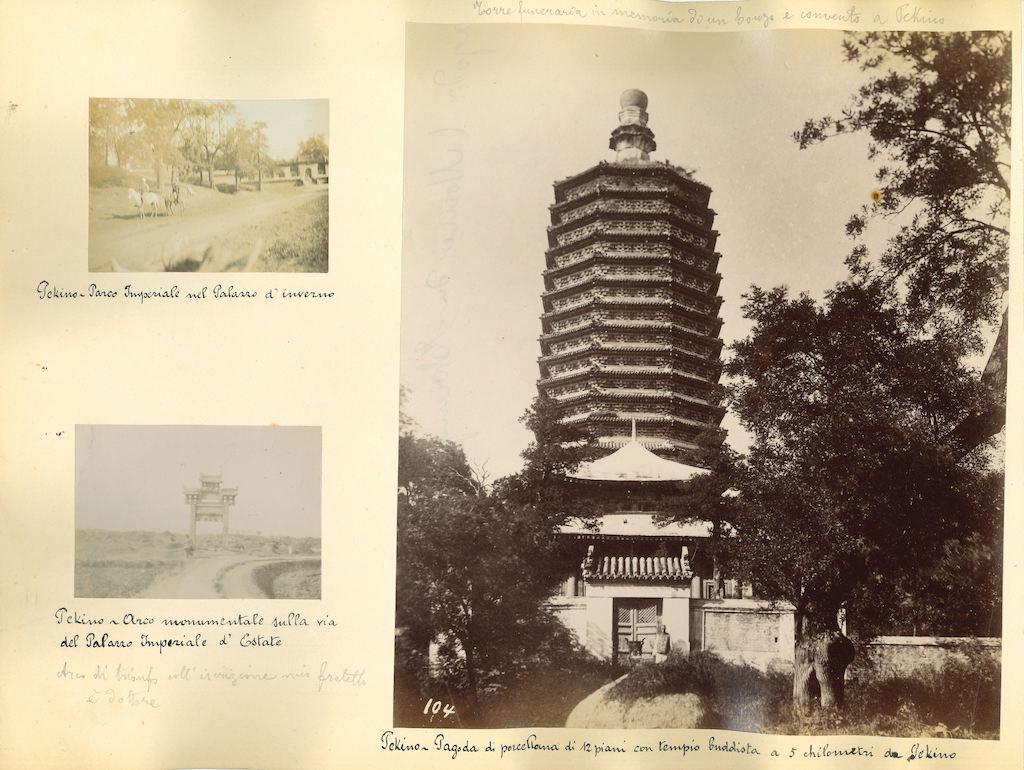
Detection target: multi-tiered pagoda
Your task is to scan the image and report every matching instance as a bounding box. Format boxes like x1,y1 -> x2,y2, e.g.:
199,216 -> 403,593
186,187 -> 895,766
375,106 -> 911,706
540,93 -> 794,671
538,89 -> 726,452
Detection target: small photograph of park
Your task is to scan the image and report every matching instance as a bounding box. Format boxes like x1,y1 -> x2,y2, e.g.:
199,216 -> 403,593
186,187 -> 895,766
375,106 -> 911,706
395,26 -> 1008,738
88,98 -> 328,273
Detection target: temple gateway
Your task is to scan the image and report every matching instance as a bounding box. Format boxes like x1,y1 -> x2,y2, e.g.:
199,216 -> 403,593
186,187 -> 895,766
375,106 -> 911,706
540,91 -> 793,670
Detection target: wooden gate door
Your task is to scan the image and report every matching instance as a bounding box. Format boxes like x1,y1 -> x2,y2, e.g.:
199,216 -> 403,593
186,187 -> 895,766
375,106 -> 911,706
614,598 -> 661,664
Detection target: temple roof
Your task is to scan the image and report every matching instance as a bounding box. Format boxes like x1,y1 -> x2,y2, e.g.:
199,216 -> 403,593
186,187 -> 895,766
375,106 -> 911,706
586,554 -> 691,582
560,513 -> 712,538
569,429 -> 710,483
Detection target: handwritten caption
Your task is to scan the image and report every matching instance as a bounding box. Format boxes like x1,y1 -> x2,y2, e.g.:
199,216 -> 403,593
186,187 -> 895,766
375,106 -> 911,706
36,280 -> 334,303
382,731 -> 957,762
54,606 -> 364,708
470,2 -> 946,28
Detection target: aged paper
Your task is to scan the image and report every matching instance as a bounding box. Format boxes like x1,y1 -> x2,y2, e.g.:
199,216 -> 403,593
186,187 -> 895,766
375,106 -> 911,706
1,0 -> 1020,768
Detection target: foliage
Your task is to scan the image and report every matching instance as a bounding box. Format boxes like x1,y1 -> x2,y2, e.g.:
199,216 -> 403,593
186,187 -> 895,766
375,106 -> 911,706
795,32 -> 1011,338
491,392 -> 603,521
395,392 -> 611,724
396,424 -> 577,721
842,651 -> 1001,737
607,651 -> 791,732
605,650 -> 999,738
726,280 -> 999,638
298,133 -> 329,163
395,622 -> 618,729
87,98 -> 325,190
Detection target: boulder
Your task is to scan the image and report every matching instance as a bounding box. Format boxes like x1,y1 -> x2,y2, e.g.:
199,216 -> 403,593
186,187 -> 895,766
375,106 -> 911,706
566,676 -> 715,729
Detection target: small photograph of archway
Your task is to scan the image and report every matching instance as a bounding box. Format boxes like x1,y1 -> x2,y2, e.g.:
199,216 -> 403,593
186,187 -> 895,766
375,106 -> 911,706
74,424 -> 322,599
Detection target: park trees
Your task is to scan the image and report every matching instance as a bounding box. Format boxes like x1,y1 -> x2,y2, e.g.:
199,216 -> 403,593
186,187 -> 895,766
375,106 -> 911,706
719,31 -> 1011,715
126,99 -> 192,188
182,101 -> 235,189
726,281 -> 996,712
795,31 -> 1011,456
298,133 -> 329,163
394,393 -> 600,724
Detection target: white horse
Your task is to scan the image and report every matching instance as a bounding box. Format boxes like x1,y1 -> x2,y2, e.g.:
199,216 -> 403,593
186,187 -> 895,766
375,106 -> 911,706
127,187 -> 144,217
142,191 -> 164,218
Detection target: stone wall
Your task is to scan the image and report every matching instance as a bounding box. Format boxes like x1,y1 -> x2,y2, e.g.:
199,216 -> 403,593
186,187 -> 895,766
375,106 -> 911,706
851,637 -> 1001,678
689,598 -> 795,672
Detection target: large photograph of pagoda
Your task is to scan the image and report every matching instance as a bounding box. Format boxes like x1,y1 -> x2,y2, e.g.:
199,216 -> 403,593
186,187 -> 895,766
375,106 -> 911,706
76,425 -> 322,600
395,25 -> 1009,736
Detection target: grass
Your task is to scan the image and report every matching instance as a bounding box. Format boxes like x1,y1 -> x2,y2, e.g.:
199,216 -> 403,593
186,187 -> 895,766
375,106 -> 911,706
604,650 -> 1000,738
75,529 -> 190,597
75,560 -> 185,598
252,559 -> 322,599
74,529 -> 323,598
608,651 -> 791,732
258,194 -> 329,272
214,192 -> 328,272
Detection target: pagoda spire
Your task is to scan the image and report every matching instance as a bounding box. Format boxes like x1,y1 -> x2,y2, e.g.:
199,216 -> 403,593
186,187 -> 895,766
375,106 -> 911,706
609,89 -> 657,162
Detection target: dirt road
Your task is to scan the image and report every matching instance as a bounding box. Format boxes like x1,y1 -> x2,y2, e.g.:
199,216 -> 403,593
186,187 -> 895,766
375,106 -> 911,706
137,554 -> 303,599
88,186 -> 326,272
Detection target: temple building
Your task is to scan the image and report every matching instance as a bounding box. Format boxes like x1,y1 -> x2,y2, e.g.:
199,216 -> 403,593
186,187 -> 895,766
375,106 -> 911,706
542,92 -> 793,670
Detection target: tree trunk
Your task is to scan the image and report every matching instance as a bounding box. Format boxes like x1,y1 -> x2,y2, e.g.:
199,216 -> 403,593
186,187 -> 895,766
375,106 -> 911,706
207,161 -> 215,189
711,518 -> 724,598
462,640 -> 480,726
793,608 -> 855,714
943,309 -> 1008,460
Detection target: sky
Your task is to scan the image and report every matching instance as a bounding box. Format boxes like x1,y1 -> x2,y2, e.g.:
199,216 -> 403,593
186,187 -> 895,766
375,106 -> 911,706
76,425 -> 322,537
231,99 -> 328,160
398,25 -> 967,481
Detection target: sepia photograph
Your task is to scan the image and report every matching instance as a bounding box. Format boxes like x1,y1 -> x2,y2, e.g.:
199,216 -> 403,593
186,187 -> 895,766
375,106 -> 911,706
88,98 -> 328,273
76,425 -> 322,600
395,25 -> 1008,737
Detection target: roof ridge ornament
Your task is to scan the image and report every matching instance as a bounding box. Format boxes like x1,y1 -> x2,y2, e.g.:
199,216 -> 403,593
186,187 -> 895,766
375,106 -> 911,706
610,89 -> 657,162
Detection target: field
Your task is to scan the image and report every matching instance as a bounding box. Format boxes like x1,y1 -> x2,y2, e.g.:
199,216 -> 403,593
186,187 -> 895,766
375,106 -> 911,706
75,529 -> 322,599
88,180 -> 328,272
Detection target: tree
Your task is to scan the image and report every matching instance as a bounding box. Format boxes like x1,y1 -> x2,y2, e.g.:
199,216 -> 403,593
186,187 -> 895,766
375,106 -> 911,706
297,133 -> 328,163
88,98 -> 129,168
654,432 -> 742,599
252,122 -> 270,191
726,281 -> 995,712
224,120 -> 257,191
795,32 -> 1011,455
395,392 -> 602,725
182,101 -> 235,189
127,98 -> 192,188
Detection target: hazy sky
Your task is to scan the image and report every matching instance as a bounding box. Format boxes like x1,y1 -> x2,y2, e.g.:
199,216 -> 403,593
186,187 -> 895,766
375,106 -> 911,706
76,425 -> 321,537
231,99 -> 328,160
398,25 -> 950,480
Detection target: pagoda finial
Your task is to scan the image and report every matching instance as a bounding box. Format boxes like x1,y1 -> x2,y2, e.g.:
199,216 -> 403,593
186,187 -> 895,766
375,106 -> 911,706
610,89 -> 656,162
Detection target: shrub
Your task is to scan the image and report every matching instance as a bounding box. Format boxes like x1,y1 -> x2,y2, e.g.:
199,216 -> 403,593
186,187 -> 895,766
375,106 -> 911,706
89,164 -> 135,188
606,651 -> 791,732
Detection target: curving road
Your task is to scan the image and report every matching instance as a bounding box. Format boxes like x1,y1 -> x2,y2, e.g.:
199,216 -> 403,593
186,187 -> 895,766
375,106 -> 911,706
137,555 -> 303,599
88,187 -> 326,272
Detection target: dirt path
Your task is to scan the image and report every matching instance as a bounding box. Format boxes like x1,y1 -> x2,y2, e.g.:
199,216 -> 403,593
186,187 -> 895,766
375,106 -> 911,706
136,554 -> 306,599
89,187 -> 325,272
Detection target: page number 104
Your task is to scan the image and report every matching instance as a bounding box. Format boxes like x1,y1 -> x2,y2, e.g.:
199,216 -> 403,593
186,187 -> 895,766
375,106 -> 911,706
422,698 -> 456,720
